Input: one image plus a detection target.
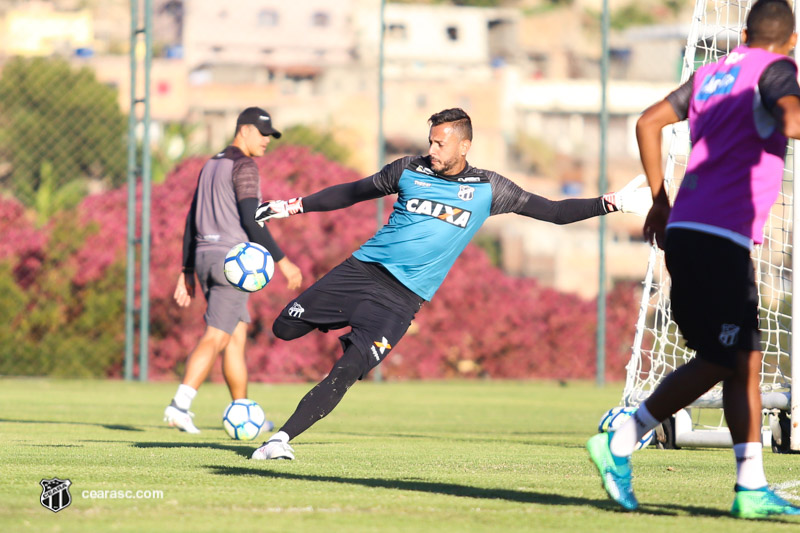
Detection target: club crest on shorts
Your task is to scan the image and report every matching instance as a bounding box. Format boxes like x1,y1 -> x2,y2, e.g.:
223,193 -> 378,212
718,324 -> 740,347
458,185 -> 475,201
40,478 -> 72,513
288,301 -> 304,318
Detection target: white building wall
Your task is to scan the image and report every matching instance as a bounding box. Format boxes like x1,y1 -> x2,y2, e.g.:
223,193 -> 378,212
183,0 -> 356,70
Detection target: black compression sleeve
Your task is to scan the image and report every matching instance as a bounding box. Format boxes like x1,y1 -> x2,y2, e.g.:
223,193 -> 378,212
181,190 -> 198,273
301,177 -> 384,212
666,75 -> 694,121
517,195 -> 607,224
238,197 -> 285,262
759,59 -> 800,114
280,343 -> 364,440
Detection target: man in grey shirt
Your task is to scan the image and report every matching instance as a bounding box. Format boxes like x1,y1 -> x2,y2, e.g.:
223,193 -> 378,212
165,107 -> 302,434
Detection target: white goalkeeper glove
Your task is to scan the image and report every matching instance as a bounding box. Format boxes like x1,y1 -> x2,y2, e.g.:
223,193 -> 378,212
602,174 -> 653,217
255,197 -> 303,226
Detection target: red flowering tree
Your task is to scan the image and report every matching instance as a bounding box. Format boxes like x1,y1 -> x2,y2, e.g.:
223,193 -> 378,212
0,145 -> 641,381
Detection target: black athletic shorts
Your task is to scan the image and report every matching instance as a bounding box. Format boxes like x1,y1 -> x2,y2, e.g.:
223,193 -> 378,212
275,256 -> 424,377
664,228 -> 760,368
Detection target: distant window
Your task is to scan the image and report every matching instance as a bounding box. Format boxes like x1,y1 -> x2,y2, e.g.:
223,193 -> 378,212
212,46 -> 224,53
386,23 -> 407,40
610,47 -> 631,62
312,11 -> 330,27
218,9 -> 228,19
258,9 -> 279,27
416,93 -> 427,109
446,26 -> 459,41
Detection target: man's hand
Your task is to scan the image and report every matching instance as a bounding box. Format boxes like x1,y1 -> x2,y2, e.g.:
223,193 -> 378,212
644,197 -> 671,250
277,257 -> 303,291
602,174 -> 653,217
174,271 -> 195,308
255,197 -> 303,226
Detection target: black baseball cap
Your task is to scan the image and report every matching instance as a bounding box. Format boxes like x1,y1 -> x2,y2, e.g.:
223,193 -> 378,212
236,107 -> 282,138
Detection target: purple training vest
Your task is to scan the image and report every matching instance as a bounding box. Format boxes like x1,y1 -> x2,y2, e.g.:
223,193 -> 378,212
668,45 -> 794,245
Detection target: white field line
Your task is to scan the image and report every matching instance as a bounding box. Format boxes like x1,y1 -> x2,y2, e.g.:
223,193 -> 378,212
773,480 -> 800,502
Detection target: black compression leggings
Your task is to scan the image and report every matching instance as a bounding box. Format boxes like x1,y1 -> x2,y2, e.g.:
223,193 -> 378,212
280,344 -> 364,440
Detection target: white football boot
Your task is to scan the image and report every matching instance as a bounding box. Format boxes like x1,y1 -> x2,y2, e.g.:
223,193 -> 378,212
163,405 -> 201,434
251,439 -> 295,460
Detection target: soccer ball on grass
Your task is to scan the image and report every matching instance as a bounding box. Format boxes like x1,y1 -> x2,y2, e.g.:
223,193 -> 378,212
598,406 -> 654,450
223,242 -> 274,293
222,399 -> 273,441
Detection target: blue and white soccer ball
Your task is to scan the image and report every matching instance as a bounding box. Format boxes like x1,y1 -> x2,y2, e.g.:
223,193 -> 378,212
222,399 -> 272,441
598,406 -> 654,450
223,242 -> 274,293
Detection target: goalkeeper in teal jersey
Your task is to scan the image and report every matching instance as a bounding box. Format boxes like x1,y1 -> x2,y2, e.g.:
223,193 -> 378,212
250,108 -> 651,461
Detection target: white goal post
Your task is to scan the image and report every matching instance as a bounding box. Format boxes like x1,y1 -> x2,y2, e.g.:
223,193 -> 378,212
623,0 -> 800,452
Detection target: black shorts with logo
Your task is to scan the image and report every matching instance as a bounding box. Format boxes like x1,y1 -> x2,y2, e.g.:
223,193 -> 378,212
664,228 -> 760,368
274,256 -> 424,378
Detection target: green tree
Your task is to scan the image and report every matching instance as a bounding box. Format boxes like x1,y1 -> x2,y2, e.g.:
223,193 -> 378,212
151,121 -> 199,184
0,216 -> 125,377
0,57 -> 127,209
609,4 -> 656,30
269,124 -> 351,165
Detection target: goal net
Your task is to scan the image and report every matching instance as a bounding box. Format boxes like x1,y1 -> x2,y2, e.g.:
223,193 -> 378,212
623,0 -> 800,451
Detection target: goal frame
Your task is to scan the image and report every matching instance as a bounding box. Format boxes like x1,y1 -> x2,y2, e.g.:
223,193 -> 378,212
624,0 -> 800,452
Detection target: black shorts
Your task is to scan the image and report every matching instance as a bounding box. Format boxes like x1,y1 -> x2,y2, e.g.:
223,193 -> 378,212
664,228 -> 760,368
275,256 -> 424,377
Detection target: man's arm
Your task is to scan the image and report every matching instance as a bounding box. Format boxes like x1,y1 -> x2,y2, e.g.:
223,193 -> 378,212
254,177 -> 383,222
174,189 -> 199,308
255,157 -> 411,223
237,197 -> 302,290
237,197 -> 286,262
490,172 -> 651,223
302,177 -> 385,212
759,59 -> 800,138
515,195 -> 607,224
181,189 -> 199,275
636,99 -> 681,249
232,158 -> 302,290
775,95 -> 800,139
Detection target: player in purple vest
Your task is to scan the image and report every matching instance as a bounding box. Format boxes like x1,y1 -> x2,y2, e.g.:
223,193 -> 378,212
587,0 -> 800,518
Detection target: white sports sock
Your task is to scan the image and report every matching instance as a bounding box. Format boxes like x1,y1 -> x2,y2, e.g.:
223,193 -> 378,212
733,442 -> 768,489
173,384 -> 197,411
269,431 -> 290,443
609,403 -> 661,457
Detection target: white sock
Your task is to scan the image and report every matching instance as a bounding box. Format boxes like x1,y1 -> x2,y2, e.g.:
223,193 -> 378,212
173,384 -> 197,411
270,431 -> 290,443
609,403 -> 661,457
733,442 -> 768,489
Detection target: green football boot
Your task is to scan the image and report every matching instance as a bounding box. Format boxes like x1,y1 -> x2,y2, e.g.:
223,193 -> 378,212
587,432 -> 638,511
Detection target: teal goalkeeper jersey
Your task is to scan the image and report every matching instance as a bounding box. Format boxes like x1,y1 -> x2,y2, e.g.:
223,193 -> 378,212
353,156 -> 528,300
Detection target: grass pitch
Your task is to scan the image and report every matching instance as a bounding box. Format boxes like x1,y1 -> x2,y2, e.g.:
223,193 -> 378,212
1,379 -> 799,532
